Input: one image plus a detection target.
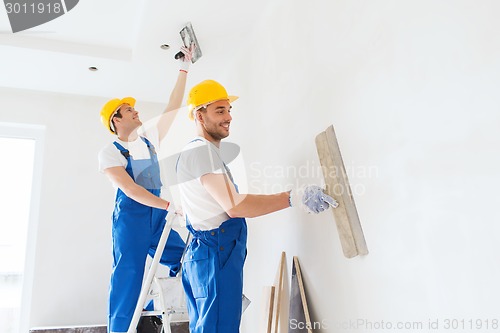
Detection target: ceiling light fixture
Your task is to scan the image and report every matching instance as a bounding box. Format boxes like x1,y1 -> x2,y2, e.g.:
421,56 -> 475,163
160,44 -> 170,50
88,66 -> 98,71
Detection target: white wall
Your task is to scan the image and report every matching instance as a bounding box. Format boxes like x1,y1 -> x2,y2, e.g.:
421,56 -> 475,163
3,0 -> 500,332
215,1 -> 500,332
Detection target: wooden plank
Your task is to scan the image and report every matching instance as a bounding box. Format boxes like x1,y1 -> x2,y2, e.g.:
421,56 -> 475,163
315,125 -> 368,258
272,251 -> 286,333
288,257 -> 312,333
268,286 -> 276,333
263,286 -> 276,333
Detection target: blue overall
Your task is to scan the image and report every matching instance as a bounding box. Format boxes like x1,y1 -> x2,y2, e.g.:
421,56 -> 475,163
182,217 -> 247,333
109,137 -> 185,333
179,139 -> 248,333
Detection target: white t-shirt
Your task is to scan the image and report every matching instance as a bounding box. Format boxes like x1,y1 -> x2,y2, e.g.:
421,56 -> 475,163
176,136 -> 231,231
98,129 -> 160,176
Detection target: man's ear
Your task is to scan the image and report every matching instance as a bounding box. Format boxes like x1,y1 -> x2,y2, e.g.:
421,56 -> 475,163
196,110 -> 204,124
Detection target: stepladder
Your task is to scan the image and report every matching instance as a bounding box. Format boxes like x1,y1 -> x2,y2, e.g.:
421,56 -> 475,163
127,213 -> 190,333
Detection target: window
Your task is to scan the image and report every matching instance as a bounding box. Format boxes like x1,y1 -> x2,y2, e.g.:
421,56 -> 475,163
0,123 -> 44,333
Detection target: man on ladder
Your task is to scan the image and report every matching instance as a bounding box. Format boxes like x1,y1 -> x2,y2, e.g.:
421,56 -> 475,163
98,45 -> 194,333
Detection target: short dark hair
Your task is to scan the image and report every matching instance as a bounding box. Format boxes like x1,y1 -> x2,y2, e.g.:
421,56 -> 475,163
110,109 -> 123,133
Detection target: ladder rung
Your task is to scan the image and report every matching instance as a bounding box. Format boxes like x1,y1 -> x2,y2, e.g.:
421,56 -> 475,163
141,310 -> 164,316
141,307 -> 188,317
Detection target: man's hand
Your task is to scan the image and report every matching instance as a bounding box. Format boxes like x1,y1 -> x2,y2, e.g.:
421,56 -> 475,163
290,185 -> 338,214
179,44 -> 195,72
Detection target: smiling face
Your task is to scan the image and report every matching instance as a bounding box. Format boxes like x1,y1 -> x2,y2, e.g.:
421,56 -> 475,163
196,99 -> 232,144
113,103 -> 142,136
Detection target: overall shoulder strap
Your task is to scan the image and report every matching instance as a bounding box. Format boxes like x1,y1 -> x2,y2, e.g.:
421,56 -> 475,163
140,136 -> 157,156
112,141 -> 131,159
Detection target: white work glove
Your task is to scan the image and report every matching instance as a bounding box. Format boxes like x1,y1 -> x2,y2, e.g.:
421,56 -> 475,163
290,185 -> 338,214
178,44 -> 195,72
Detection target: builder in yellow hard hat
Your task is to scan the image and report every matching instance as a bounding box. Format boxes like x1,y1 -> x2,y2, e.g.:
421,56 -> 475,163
176,80 -> 338,333
98,45 -> 194,333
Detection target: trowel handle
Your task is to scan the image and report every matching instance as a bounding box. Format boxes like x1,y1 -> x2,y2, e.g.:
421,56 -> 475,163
174,51 -> 184,59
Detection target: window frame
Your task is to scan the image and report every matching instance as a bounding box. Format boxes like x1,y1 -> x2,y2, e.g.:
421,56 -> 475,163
0,122 -> 45,333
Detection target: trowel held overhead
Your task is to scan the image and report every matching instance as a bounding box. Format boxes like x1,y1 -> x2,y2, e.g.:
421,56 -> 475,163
175,22 -> 203,63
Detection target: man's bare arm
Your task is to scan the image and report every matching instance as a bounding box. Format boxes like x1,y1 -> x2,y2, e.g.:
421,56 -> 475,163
157,70 -> 187,142
104,166 -> 170,209
200,173 -> 290,218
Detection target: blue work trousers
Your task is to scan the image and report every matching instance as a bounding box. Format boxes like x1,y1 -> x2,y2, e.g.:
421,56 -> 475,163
182,217 -> 247,333
109,192 -> 185,332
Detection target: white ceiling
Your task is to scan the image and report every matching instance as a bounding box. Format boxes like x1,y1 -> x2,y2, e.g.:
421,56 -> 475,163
0,0 -> 267,103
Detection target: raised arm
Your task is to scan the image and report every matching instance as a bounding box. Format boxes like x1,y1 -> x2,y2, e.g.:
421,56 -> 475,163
157,45 -> 194,142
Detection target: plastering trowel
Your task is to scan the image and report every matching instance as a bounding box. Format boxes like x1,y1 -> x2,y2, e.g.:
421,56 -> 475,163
174,22 -> 203,63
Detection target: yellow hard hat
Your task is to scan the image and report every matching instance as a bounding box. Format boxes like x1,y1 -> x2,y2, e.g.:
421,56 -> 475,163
187,80 -> 238,120
100,97 -> 136,134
